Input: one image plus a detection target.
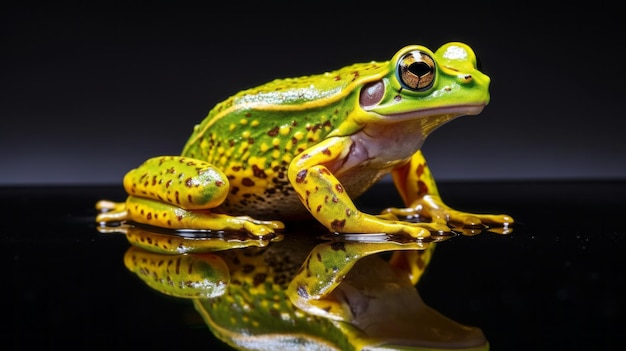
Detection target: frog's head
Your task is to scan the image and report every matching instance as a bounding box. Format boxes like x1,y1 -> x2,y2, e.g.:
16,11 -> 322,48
356,42 -> 490,135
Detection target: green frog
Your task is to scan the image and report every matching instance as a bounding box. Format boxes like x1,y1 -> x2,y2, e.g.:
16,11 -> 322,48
96,42 -> 512,241
115,224 -> 489,350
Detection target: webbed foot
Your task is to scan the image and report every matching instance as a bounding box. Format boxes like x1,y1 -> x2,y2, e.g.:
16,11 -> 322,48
383,194 -> 513,233
96,197 -> 285,238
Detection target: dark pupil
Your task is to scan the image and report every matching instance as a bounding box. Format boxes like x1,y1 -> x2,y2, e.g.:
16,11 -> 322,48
408,61 -> 430,77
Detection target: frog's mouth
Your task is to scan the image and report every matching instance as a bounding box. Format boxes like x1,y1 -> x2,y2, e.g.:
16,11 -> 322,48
373,103 -> 486,123
362,103 -> 486,138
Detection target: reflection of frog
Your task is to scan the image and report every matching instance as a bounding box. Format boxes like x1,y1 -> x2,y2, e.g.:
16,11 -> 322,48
117,225 -> 489,350
96,42 -> 513,245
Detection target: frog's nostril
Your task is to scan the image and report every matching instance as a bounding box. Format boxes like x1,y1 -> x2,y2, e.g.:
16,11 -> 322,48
359,80 -> 385,109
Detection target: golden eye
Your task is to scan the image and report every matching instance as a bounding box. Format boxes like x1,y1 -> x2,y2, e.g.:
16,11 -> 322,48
397,51 -> 435,91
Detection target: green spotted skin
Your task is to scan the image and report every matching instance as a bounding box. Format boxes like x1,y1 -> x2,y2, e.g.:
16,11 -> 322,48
124,246 -> 229,299
181,62 -> 387,219
96,42 -> 512,240
124,232 -> 364,350
119,231 -> 482,351
192,237 -> 365,351
124,156 -> 229,210
96,42 -> 503,350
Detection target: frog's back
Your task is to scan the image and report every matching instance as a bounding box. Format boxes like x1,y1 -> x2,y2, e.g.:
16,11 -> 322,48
219,61 -> 386,111
181,61 -> 387,162
179,61 -> 387,218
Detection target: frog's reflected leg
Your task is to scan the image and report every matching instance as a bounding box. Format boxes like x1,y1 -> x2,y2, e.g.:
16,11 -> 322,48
124,246 -> 230,299
287,239 -> 432,321
288,138 -> 448,240
385,150 -> 514,230
96,156 -> 284,237
387,244 -> 436,286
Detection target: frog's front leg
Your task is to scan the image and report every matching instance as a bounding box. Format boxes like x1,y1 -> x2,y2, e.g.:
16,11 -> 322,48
385,150 -> 513,230
288,138 -> 447,239
96,156 -> 284,237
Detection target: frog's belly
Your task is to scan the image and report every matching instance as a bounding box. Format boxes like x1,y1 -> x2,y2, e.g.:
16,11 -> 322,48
217,168 -> 387,220
218,189 -> 310,220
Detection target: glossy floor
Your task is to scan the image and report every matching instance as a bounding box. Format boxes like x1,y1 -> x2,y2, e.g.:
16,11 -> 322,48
4,181 -> 625,350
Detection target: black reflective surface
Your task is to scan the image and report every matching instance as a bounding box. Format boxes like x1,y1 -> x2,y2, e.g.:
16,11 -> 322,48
4,181 -> 626,350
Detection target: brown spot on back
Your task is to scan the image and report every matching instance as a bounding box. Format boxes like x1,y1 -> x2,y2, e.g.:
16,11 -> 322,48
253,273 -> 267,287
252,165 -> 267,179
267,126 -> 279,137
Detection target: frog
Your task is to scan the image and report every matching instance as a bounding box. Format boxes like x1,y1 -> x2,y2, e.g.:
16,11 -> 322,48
115,223 -> 489,351
96,41 -> 513,246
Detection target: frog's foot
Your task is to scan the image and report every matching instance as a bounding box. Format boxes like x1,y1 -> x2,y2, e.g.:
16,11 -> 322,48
313,203 -> 451,240
383,194 -> 514,230
225,214 -> 286,237
354,212 -> 452,239
95,200 -> 129,224
124,196 -> 284,238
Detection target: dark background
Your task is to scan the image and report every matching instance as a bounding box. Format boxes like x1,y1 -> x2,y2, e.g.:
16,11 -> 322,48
3,6 -> 626,351
2,6 -> 624,185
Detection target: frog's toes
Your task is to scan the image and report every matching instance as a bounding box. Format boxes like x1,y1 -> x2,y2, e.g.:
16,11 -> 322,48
451,215 -> 483,228
375,212 -> 400,221
379,211 -> 451,237
390,221 -> 450,240
381,206 -> 417,218
95,200 -> 128,224
449,213 -> 514,229
95,200 -> 125,213
237,216 -> 285,237
408,220 -> 450,235
96,208 -> 128,224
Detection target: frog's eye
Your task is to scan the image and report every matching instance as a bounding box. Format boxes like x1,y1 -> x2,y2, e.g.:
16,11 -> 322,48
397,51 -> 436,91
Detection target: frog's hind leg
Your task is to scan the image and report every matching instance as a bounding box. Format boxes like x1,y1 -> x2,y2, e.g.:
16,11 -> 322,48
385,150 -> 513,229
96,156 -> 285,238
